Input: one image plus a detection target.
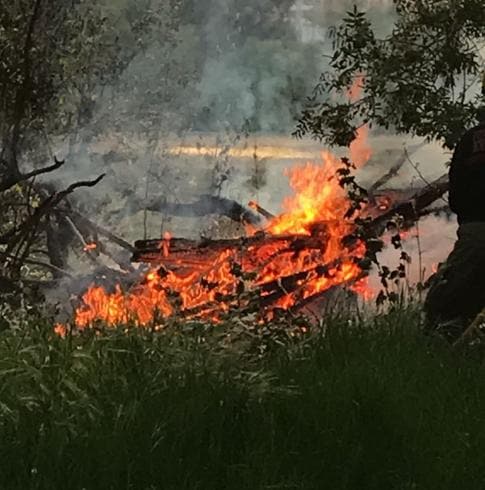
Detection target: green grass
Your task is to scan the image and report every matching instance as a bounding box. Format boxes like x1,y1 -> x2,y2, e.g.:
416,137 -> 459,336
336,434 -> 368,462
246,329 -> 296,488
1,308 -> 485,489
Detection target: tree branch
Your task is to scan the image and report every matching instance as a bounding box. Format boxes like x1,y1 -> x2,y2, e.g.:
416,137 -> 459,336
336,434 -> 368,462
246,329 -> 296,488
0,157 -> 65,192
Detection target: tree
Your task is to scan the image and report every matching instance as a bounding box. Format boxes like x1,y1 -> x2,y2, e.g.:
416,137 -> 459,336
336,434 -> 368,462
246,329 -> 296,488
296,0 -> 485,149
0,0 -> 182,284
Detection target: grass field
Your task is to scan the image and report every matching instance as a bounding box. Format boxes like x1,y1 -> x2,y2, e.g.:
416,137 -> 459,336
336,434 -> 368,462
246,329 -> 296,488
1,307 -> 485,490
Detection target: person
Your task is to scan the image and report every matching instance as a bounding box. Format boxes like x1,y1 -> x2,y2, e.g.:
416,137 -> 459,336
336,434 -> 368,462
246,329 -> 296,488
424,104 -> 485,340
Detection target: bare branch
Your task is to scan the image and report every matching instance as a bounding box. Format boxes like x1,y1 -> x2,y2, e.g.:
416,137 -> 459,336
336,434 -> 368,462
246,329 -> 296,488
0,157 -> 65,192
4,254 -> 73,278
368,142 -> 427,194
70,211 -> 136,253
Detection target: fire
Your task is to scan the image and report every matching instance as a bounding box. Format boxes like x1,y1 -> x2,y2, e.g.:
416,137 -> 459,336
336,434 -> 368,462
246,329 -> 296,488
83,242 -> 97,252
71,134 -> 372,329
68,77 -> 374,330
265,151 -> 349,236
54,323 -> 68,338
161,232 -> 172,258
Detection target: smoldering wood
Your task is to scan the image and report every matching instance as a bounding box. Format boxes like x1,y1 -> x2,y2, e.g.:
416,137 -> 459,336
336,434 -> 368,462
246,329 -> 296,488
127,173 -> 450,315
369,173 -> 449,235
69,211 -> 136,253
248,200 -> 275,220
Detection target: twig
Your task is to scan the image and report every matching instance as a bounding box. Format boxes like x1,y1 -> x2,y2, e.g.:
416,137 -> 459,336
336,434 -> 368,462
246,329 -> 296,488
21,156 -> 64,180
0,157 -> 65,192
248,201 -> 275,220
368,142 -> 427,194
70,211 -> 136,253
403,148 -> 449,206
64,216 -> 90,249
52,174 -> 105,205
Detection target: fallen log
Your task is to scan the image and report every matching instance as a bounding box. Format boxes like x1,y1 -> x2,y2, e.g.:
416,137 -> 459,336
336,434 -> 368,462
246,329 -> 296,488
132,228 -> 331,264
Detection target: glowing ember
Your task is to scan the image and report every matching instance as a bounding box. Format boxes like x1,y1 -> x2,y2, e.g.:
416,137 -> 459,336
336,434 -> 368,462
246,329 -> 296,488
83,242 -> 97,252
54,323 -> 68,338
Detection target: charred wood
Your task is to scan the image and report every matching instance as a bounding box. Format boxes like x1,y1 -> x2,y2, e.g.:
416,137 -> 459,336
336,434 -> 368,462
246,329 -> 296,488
124,194 -> 261,226
369,173 -> 449,235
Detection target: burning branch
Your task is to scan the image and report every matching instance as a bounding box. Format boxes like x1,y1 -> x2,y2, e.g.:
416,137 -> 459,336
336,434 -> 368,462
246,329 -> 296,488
369,173 -> 449,235
248,201 -> 275,220
69,211 -> 136,254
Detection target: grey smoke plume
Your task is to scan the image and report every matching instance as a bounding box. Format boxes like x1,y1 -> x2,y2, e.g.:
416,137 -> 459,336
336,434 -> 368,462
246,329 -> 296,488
40,0 -> 458,293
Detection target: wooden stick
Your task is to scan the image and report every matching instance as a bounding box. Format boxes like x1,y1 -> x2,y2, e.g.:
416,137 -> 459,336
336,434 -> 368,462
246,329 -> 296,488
70,211 -> 136,253
248,201 -> 275,220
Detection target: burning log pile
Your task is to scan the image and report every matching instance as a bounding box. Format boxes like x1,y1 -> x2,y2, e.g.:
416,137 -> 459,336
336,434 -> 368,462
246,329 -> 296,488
71,142 -> 451,329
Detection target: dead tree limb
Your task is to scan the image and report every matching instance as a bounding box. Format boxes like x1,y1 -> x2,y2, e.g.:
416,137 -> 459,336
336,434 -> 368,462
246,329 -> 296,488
369,173 -> 449,235
3,253 -> 73,278
368,142 -> 427,194
69,211 -> 136,253
1,174 -> 106,272
0,157 -> 65,192
122,194 -> 262,226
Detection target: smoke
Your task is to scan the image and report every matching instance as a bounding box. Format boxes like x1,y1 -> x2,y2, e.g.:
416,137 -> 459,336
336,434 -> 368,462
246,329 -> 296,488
37,0 -> 457,295
186,1 -> 321,132
188,0 -> 396,132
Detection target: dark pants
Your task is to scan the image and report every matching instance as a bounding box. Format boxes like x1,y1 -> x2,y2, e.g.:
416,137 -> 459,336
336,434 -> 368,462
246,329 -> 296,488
424,222 -> 485,337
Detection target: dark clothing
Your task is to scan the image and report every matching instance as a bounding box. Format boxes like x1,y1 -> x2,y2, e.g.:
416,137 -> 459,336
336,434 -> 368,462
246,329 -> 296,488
449,122 -> 485,224
424,222 -> 485,338
424,123 -> 485,339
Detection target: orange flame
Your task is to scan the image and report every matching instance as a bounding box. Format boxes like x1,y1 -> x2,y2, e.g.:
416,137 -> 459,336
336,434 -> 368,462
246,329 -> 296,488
161,232 -> 172,258
83,242 -> 97,252
66,97 -> 374,331
54,323 -> 68,338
